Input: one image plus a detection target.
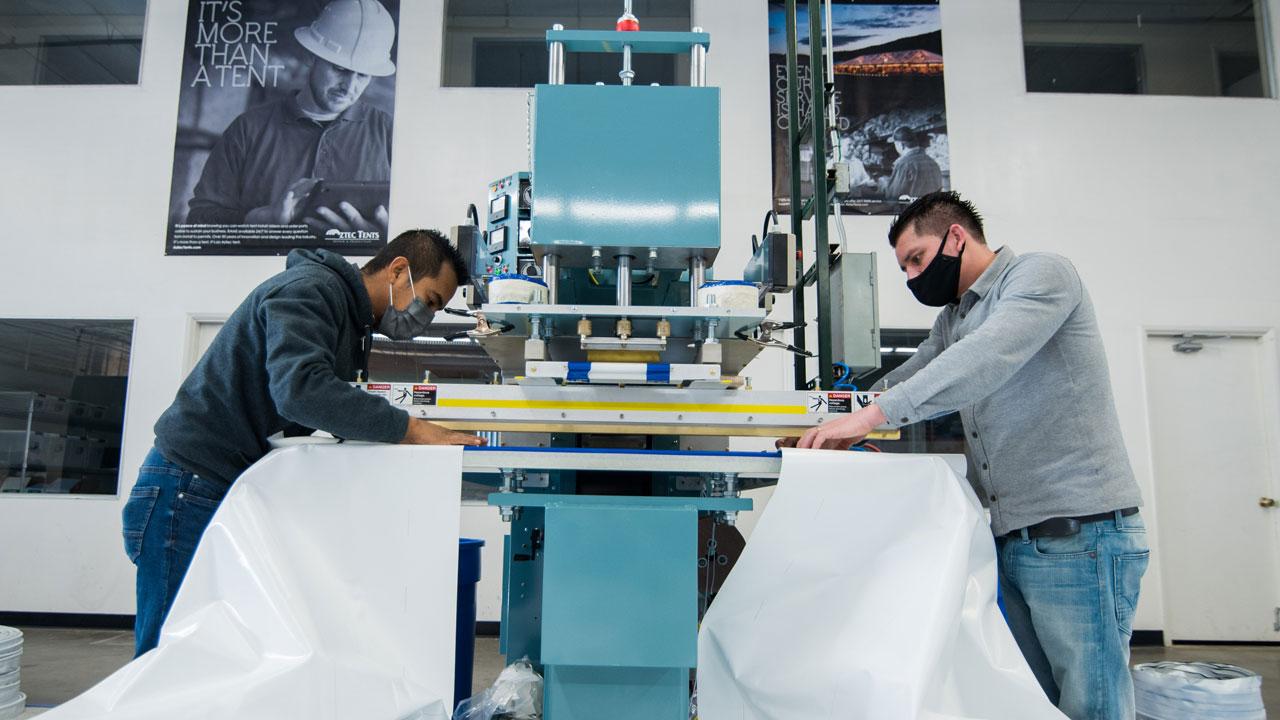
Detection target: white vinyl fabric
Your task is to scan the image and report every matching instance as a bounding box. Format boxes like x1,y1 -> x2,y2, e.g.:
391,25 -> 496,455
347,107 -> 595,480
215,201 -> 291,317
43,444 -> 464,720
698,450 -> 1067,720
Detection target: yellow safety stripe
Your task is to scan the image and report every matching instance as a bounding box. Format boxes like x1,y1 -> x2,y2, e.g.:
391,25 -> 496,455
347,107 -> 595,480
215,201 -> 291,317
437,398 -> 809,415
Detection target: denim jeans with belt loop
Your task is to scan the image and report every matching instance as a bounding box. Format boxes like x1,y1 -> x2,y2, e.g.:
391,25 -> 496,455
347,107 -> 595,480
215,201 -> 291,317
996,510 -> 1150,720
121,447 -> 230,657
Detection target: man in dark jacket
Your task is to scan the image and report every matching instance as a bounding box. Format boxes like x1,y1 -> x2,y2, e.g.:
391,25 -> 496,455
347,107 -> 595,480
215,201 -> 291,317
123,228 -> 482,656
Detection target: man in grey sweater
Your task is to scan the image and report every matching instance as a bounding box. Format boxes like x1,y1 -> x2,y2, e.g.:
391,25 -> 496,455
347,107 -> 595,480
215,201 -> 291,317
794,192 -> 1147,719
124,229 -> 482,656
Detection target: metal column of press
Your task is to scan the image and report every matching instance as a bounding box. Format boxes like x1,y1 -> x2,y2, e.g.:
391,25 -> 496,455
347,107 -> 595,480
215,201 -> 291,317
548,24 -> 565,84
544,23 -> 565,304
690,26 -> 706,86
784,0 -> 808,389
688,256 -> 705,307
689,28 -> 708,309
808,0 -> 834,390
543,253 -> 559,304
616,255 -> 632,306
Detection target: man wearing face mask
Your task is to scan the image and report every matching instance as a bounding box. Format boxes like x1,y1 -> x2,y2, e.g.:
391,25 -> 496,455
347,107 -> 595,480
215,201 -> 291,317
125,228 -> 482,656
789,192 -> 1146,720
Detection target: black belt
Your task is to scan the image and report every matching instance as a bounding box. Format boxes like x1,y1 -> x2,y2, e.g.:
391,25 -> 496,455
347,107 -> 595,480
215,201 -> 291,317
1006,507 -> 1139,539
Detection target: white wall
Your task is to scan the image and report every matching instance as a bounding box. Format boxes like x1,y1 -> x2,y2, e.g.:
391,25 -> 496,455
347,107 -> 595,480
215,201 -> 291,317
3,0 -> 1280,635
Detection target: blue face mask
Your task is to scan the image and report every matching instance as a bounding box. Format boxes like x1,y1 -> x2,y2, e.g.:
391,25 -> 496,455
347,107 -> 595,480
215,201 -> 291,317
378,266 -> 435,340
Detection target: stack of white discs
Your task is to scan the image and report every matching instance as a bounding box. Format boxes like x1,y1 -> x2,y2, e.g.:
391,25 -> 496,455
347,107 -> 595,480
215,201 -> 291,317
697,280 -> 759,311
1133,662 -> 1265,720
0,627 -> 23,720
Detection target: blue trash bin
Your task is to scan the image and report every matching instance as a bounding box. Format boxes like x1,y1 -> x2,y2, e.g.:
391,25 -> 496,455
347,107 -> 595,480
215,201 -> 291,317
455,538 -> 485,708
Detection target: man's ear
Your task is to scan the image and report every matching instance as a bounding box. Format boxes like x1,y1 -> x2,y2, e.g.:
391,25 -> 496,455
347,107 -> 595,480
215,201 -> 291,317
387,256 -> 410,284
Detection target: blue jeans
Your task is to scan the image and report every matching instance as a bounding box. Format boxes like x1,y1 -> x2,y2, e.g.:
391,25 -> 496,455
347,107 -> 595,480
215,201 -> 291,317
997,511 -> 1150,720
121,447 -> 230,657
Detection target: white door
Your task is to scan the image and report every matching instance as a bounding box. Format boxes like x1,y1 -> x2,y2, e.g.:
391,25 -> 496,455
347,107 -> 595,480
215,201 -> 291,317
1144,333 -> 1280,642
184,318 -> 226,377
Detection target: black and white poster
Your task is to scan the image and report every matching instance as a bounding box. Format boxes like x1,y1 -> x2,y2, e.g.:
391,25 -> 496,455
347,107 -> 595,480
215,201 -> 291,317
166,0 -> 401,255
768,1 -> 948,216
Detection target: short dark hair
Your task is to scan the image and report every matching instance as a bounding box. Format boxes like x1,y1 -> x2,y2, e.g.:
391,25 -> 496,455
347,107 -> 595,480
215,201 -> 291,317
362,228 -> 470,284
892,126 -> 927,148
887,191 -> 986,247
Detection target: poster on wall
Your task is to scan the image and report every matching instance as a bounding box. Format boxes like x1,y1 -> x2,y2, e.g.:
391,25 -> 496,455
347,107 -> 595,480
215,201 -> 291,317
768,0 -> 948,216
165,0 -> 401,256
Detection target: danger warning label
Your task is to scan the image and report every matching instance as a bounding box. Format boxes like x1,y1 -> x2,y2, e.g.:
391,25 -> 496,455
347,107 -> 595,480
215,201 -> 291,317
826,392 -> 853,413
412,384 -> 438,406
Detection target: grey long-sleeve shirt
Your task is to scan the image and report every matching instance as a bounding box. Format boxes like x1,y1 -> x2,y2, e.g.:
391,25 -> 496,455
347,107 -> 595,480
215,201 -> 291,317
873,247 -> 1142,535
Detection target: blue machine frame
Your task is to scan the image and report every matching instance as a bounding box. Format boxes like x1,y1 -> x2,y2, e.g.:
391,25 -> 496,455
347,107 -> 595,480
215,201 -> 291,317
530,84 -> 721,269
475,24 -> 743,720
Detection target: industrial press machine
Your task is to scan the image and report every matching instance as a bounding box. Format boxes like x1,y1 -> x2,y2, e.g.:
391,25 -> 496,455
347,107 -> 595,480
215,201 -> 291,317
358,6 -> 883,718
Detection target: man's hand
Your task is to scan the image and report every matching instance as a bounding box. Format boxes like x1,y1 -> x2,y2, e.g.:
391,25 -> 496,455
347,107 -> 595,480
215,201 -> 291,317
245,177 -> 320,224
793,404 -> 888,450
775,435 -> 853,450
400,417 -> 486,446
305,202 -> 388,236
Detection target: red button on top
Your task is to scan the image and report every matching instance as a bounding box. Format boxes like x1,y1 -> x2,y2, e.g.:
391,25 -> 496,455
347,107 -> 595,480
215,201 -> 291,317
616,14 -> 640,31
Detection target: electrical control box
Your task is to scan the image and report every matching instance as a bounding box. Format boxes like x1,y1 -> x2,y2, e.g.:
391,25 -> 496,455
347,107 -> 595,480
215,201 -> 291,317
830,252 -> 882,374
483,172 -> 534,278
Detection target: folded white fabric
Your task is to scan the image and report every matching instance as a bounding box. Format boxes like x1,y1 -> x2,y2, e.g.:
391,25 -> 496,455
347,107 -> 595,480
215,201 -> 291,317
43,444 -> 464,720
698,450 -> 1066,720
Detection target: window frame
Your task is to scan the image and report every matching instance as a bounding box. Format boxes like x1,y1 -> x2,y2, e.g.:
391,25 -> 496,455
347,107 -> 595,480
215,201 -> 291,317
439,0 -> 692,89
1018,0 -> 1276,99
0,318 -> 137,500
0,0 -> 150,87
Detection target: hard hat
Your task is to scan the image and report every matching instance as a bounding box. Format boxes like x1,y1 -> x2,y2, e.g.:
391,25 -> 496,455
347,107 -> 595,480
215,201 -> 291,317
294,0 -> 397,77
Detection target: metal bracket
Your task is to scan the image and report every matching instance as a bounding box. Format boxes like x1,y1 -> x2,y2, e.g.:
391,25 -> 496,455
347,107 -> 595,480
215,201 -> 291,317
443,307 -> 514,341
579,336 -> 668,352
735,322 -> 814,357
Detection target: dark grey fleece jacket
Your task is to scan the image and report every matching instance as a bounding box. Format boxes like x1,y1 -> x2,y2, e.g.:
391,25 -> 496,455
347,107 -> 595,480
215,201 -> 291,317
154,249 -> 409,487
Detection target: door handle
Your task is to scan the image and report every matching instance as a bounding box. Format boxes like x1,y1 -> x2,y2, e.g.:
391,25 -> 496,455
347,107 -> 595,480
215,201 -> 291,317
1261,497 -> 1277,509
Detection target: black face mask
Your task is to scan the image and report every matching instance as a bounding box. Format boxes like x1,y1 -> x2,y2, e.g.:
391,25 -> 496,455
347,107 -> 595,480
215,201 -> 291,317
906,230 -> 964,307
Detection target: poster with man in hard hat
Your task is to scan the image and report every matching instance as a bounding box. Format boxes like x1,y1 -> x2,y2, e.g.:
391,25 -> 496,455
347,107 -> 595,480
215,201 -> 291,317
164,0 -> 401,256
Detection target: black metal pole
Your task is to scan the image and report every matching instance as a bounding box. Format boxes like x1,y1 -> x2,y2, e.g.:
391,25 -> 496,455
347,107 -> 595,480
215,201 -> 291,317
808,0 -> 834,390
785,0 -> 807,390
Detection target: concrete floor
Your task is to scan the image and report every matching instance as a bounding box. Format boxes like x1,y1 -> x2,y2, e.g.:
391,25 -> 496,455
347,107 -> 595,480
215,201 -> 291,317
8,628 -> 1278,717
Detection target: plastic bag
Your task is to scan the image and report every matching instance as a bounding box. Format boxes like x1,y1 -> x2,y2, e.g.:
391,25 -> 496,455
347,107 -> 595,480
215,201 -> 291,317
698,451 -> 1068,720
453,658 -> 543,720
1134,662 -> 1265,720
40,445 -> 464,720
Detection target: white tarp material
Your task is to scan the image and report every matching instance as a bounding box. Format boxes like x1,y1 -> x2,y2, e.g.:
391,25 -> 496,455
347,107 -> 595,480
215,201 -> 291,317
43,444 -> 464,720
698,450 -> 1067,720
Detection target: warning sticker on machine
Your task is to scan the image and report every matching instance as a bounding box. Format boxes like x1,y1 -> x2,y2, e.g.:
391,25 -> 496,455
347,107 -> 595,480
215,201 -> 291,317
364,383 -> 392,400
412,384 -> 438,406
807,391 -> 882,413
826,392 -> 853,413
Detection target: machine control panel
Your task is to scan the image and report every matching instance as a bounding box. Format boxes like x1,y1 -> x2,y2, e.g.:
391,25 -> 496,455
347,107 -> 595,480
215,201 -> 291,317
481,172 -> 535,278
